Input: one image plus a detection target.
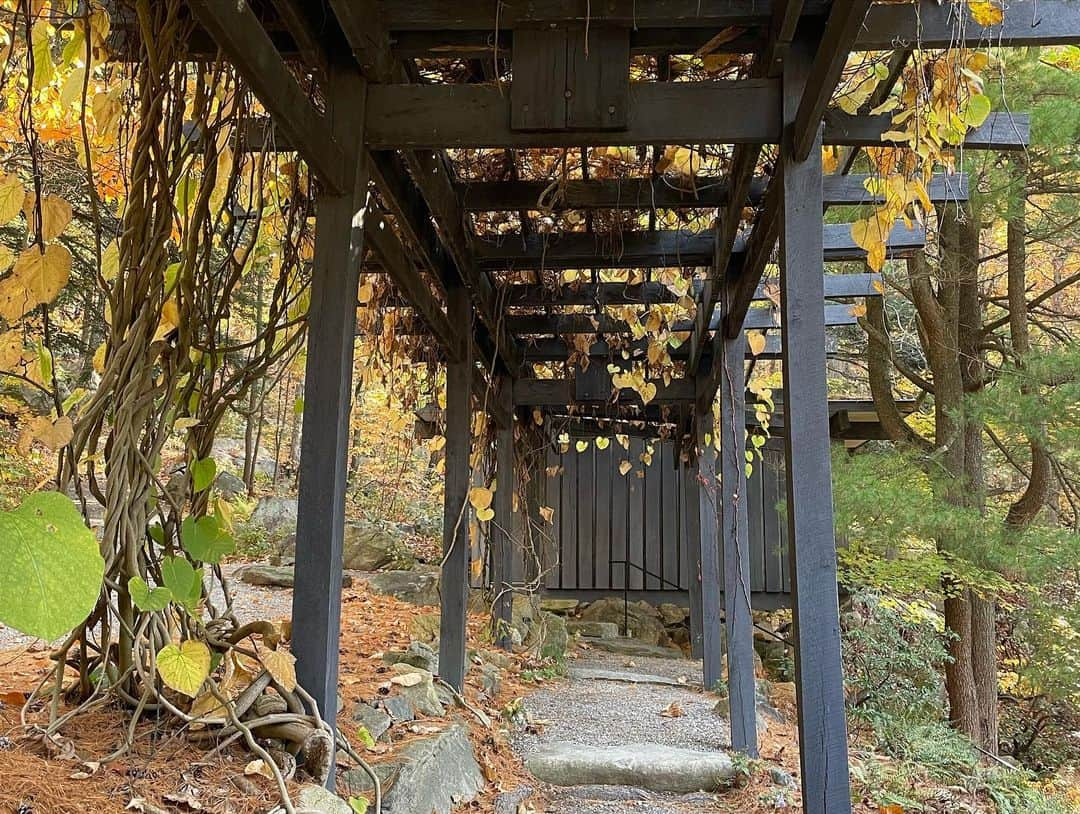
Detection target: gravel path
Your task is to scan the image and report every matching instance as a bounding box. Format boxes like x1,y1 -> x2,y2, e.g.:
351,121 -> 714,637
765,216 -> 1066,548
509,649 -> 733,814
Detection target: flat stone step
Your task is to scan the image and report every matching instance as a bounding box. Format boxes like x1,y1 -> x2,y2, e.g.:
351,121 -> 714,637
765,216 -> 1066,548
579,637 -> 687,659
567,667 -> 691,687
525,742 -> 734,794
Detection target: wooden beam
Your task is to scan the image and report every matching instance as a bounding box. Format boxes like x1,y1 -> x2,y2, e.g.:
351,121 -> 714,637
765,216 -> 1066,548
717,331 -> 758,756
478,222 -> 922,271
778,41 -> 852,814
440,283 -> 474,692
512,377 -> 695,406
491,380 -> 515,649
381,0 -> 830,30
503,272 -> 883,307
823,172 -> 968,206
793,1 -> 874,160
290,68 -> 367,788
859,0 -> 1080,49
683,456 -> 705,659
328,0 -> 397,80
365,81 -> 783,149
824,110 -> 1030,151
519,332 -> 841,363
186,0 -> 347,194
695,395 -> 724,690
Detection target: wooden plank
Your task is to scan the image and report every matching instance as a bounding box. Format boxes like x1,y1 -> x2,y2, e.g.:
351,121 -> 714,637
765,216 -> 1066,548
677,462 -> 690,590
695,398 -> 724,690
779,39 -> 852,814
545,449 -> 562,589
718,331 -> 758,756
577,446 -> 594,588
513,377 -> 695,405
519,332 -> 839,362
824,110 -> 1030,151
186,0 -> 346,194
661,443 -> 680,589
290,69 -> 366,787
595,443 -> 612,590
565,26 -> 630,130
683,457 -> 704,658
460,173 -> 966,211
382,0 -> 830,30
611,452 -> 629,590
763,456 -> 785,594
492,382 -> 515,649
628,439 -> 645,591
328,0 -> 396,80
439,283 -> 474,692
748,453 -> 767,592
562,447 -> 579,588
859,0 -> 1080,49
793,1 -> 874,160
511,27 -> 569,130
365,80 -> 782,149
645,445 -> 663,589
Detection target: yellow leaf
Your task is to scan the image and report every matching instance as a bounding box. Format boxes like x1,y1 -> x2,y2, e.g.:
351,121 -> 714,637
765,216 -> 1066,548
38,195 -> 72,242
822,146 -> 838,174
0,173 -> 25,225
0,244 -> 72,322
968,0 -> 1004,26
575,440 -> 588,453
161,299 -> 180,329
595,437 -> 610,450
31,21 -> 55,91
477,506 -> 494,522
92,342 -> 107,374
848,303 -> 867,318
60,65 -> 86,109
358,281 -> 374,304
639,381 -> 657,405
619,460 -> 632,476
539,506 -> 554,524
872,279 -> 885,295
100,241 -> 120,281
156,640 -> 211,698
470,557 -> 484,580
468,486 -> 493,511
532,408 -> 544,426
747,331 -> 767,356
244,759 -> 276,780
260,648 -> 297,692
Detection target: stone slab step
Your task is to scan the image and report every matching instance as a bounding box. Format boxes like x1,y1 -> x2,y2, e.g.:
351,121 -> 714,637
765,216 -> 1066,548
567,667 -> 692,687
579,637 -> 687,659
525,741 -> 734,794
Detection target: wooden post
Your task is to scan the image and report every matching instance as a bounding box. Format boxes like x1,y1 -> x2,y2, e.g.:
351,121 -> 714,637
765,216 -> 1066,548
439,281 -> 474,691
779,40 -> 853,814
718,329 -> 758,756
694,388 -> 724,690
491,380 -> 515,649
291,65 -> 368,788
682,455 -> 704,660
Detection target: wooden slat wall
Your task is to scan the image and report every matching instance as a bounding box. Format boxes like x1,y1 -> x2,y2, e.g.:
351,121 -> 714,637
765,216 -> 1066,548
537,441 -> 791,595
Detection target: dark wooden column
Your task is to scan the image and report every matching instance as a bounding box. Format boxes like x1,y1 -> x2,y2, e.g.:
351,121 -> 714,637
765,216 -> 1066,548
718,329 -> 758,756
291,67 -> 368,787
491,380 -> 515,649
439,281 -> 474,691
682,457 -> 704,660
779,44 -> 853,814
693,388 -> 724,690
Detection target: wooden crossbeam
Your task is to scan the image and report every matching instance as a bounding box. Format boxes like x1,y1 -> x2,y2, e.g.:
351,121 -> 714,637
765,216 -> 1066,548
185,0 -> 347,194
519,332 -> 840,363
504,302 -> 858,336
824,110 -> 1030,151
513,377 -> 695,406
476,222 -> 922,271
365,81 -> 782,149
503,272 -> 882,307
859,0 -> 1080,49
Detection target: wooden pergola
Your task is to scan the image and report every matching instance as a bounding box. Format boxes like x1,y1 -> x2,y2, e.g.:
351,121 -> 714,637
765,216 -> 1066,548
172,2 -> 1071,810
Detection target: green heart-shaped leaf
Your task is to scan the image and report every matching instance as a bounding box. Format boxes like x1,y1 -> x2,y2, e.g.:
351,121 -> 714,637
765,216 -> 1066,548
160,555 -> 202,609
180,515 -> 235,564
128,576 -> 172,612
191,457 -> 217,493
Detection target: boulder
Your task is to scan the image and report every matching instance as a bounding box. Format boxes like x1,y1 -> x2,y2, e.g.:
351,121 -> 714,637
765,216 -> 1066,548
342,520 -> 416,571
381,724 -> 484,814
579,598 -> 668,646
295,784 -> 353,814
234,564 -> 352,589
409,614 -> 441,645
566,620 -> 619,639
540,598 -> 579,615
214,470 -> 246,499
248,496 -> 297,541
382,695 -> 415,723
389,664 -> 444,717
383,640 -> 439,674
351,701 -> 392,742
340,762 -> 401,798
525,742 -> 735,793
658,603 -> 688,626
366,567 -> 440,606
526,612 -> 568,661
579,637 -> 685,659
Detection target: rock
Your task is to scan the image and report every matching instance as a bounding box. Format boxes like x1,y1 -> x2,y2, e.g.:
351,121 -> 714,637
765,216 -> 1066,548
351,702 -> 392,742
478,663 -> 501,699
579,598 -> 668,645
409,613 -> 441,645
566,620 -> 619,639
389,664 -> 444,717
540,598 -> 579,614
383,640 -> 439,674
477,649 -> 513,670
234,564 -> 351,589
568,667 -> 687,687
769,767 -> 795,787
525,742 -> 735,793
658,603 -> 688,626
382,695 -> 415,723
342,520 -> 416,571
579,637 -> 686,659
248,496 -> 298,541
214,470 -> 246,499
366,567 -> 440,606
340,762 -> 401,797
526,612 -> 568,660
493,786 -> 534,814
295,784 -> 353,814
381,724 -> 484,814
